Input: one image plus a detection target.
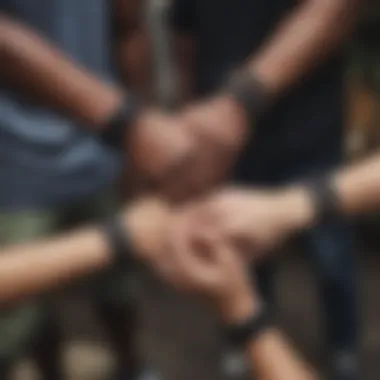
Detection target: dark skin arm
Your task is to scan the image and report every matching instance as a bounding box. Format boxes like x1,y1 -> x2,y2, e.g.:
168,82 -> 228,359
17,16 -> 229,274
0,12 -> 196,184
0,14 -> 122,127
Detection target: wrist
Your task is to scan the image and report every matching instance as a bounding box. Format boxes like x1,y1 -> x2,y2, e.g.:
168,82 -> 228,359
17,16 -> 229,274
91,88 -> 124,126
101,213 -> 134,266
100,93 -> 141,149
121,198 -> 172,259
221,70 -> 271,127
219,288 -> 262,325
276,187 -> 316,232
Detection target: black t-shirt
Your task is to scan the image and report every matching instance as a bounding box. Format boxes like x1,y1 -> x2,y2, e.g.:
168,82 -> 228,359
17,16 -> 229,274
171,0 -> 346,181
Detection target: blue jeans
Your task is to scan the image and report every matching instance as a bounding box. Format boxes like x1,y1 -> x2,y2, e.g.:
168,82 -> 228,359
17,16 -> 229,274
234,148 -> 358,353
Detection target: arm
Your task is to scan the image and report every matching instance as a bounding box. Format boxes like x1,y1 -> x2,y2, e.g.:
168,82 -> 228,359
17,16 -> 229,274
191,150 -> 380,258
332,152 -> 380,217
0,228 -> 110,304
0,14 -> 122,127
260,150 -> 380,234
164,218 -> 319,380
244,0 -> 359,96
246,329 -> 317,380
219,284 -> 318,380
0,198 -> 171,305
0,12 -> 195,184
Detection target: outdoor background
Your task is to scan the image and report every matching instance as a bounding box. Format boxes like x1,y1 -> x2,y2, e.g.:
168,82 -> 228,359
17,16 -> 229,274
15,3 -> 380,380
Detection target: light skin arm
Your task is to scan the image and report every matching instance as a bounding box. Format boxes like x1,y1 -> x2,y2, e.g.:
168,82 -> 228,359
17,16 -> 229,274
0,14 -> 122,127
0,228 -> 110,305
164,216 -> 319,380
220,284 -> 318,380
282,151 -> 380,227
243,0 -> 359,96
0,198 -> 172,306
332,152 -> 380,217
246,329 -> 317,380
208,151 -> 380,255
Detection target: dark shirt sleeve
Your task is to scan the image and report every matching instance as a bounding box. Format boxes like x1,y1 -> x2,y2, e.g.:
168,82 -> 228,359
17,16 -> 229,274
169,0 -> 198,34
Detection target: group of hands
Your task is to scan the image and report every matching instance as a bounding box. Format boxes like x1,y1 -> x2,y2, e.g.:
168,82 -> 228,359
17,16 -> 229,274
123,184 -> 315,321
126,95 -> 249,199
120,92 -> 316,320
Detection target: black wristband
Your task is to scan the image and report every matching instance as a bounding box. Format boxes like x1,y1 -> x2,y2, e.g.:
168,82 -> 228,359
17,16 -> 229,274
101,94 -> 140,149
222,71 -> 271,123
223,306 -> 273,348
102,213 -> 134,266
304,176 -> 342,225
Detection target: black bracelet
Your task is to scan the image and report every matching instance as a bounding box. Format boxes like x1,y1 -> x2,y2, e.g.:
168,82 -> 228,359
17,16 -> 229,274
221,70 -> 271,123
304,175 -> 342,225
223,306 -> 273,348
100,94 -> 141,149
102,213 -> 134,266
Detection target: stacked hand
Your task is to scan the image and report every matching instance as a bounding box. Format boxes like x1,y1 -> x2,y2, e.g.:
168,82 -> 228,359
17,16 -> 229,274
127,96 -> 248,200
119,184 -> 315,320
120,196 -> 258,321
177,187 -> 316,261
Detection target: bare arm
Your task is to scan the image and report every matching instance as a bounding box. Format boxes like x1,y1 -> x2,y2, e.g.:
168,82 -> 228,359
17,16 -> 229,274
246,329 -> 317,380
0,198 -> 171,306
245,0 -> 359,95
220,290 -> 318,380
277,151 -> 380,230
0,14 -> 122,127
330,152 -> 380,217
0,228 -> 110,305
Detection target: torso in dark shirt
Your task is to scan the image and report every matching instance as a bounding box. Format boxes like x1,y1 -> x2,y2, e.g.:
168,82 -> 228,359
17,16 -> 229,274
171,0 -> 347,183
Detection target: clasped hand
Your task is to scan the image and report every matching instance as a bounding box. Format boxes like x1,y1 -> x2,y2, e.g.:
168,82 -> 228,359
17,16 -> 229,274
123,187 -> 314,320
127,96 -> 248,199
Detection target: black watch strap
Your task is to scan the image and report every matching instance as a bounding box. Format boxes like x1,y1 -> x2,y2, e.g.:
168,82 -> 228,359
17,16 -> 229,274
224,306 -> 273,348
102,213 -> 134,266
222,71 -> 271,123
304,175 -> 342,225
101,94 -> 140,149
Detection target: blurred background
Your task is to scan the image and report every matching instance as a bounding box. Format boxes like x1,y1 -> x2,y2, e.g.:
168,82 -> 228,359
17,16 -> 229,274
3,2 -> 380,380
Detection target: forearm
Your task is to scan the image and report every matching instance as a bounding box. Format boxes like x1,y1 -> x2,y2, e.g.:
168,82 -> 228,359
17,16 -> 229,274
0,15 -> 123,127
332,152 -> 380,217
247,329 -> 317,380
274,152 -> 380,235
0,196 -> 172,306
0,228 -> 110,305
245,0 -> 358,95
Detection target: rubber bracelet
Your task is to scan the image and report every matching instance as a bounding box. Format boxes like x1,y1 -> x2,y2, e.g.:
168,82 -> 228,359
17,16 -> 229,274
102,213 -> 134,266
304,175 -> 342,225
101,94 -> 140,149
222,71 -> 271,123
223,306 -> 273,348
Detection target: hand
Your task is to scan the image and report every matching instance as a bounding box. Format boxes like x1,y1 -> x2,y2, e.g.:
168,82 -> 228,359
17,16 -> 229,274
160,211 -> 260,322
186,187 -> 315,260
127,109 -> 196,185
160,96 -> 249,198
122,197 -> 173,264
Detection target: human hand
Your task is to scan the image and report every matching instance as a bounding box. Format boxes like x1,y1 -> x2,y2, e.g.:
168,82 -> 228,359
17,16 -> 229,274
157,212 -> 260,322
127,109 -> 196,186
121,197 -> 174,265
156,96 -> 249,199
179,186 -> 315,261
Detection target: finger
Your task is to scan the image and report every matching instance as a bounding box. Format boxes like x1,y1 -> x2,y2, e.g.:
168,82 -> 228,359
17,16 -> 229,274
170,215 -> 216,286
212,239 -> 246,274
